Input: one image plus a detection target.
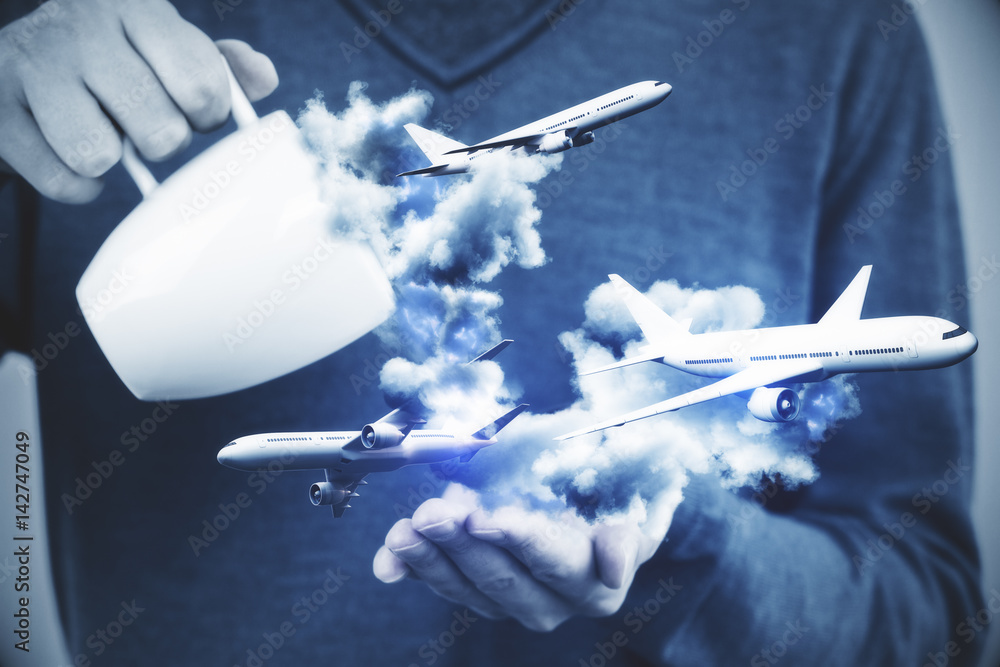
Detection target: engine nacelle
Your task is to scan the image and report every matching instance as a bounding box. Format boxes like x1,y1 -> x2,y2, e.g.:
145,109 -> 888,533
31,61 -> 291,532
747,387 -> 801,422
309,482 -> 349,506
537,133 -> 573,154
572,131 -> 595,148
360,422 -> 406,449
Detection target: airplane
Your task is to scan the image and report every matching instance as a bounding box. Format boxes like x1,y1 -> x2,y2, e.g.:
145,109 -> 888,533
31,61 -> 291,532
218,340 -> 527,517
556,267 -> 978,440
396,80 -> 672,177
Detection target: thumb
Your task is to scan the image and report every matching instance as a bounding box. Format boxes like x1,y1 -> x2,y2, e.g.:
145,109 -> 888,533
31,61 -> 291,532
593,523 -> 640,590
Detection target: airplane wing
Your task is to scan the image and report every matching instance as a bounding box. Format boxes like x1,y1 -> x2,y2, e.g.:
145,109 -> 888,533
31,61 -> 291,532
363,339 -> 516,432
556,358 -> 823,440
397,164 -> 450,177
580,348 -> 667,376
442,129 -> 578,155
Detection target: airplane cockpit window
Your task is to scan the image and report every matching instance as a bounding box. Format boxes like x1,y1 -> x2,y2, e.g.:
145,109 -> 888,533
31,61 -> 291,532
942,326 -> 967,340
224,441 -> 237,448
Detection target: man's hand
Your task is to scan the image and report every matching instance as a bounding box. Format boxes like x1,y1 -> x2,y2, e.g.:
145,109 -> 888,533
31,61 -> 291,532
0,0 -> 278,203
373,485 -> 669,632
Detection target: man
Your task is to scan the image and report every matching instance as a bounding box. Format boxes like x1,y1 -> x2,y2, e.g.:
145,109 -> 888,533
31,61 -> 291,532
0,0 -> 982,663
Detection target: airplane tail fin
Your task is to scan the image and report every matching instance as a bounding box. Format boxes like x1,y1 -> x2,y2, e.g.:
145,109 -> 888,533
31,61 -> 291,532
397,124 -> 468,176
818,265 -> 872,324
608,274 -> 693,346
472,404 -> 529,440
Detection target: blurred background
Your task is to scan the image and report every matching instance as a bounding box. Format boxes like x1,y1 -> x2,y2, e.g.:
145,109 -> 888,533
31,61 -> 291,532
917,2 -> 1000,665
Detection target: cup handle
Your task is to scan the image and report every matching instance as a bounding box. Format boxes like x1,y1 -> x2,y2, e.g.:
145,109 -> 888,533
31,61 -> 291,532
119,54 -> 260,197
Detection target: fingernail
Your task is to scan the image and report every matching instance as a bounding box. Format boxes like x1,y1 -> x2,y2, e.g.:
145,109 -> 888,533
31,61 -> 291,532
415,518 -> 458,540
388,537 -> 427,555
468,527 -> 506,542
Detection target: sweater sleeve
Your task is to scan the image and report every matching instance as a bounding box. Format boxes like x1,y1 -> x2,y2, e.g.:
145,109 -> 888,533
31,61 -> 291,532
634,9 -> 983,667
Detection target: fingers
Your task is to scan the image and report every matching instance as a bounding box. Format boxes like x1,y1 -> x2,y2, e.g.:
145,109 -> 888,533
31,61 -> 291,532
466,508 -> 631,618
0,103 -> 104,202
465,507 -> 595,594
216,40 -> 279,102
403,500 -> 579,631
21,71 -> 123,179
118,0 -> 231,132
79,41 -> 192,163
592,523 -> 641,590
381,517 -> 509,620
0,0 -> 279,203
372,544 -> 410,584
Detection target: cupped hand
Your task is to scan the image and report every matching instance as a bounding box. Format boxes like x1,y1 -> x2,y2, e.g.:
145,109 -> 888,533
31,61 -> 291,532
373,485 -> 668,632
0,0 -> 278,203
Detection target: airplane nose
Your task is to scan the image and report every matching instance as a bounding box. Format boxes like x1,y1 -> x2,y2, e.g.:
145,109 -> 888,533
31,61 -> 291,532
654,81 -> 673,98
958,331 -> 979,358
217,446 -> 235,467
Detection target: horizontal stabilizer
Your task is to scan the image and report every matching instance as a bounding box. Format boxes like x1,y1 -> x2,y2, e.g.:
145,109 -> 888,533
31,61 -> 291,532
473,404 -> 529,440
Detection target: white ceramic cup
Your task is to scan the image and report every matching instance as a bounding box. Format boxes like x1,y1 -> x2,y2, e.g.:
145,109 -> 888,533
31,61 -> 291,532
76,58 -> 395,401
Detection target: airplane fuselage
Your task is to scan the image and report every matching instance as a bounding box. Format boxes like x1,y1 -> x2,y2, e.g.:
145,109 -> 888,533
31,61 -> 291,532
655,315 -> 977,383
484,80 -> 672,152
218,429 -> 496,475
557,270 -> 978,440
399,81 -> 671,176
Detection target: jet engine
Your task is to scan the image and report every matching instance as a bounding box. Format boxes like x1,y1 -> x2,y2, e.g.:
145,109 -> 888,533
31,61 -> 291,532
360,423 -> 406,449
537,133 -> 573,154
309,482 -> 349,506
746,387 -> 801,422
572,131 -> 595,147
